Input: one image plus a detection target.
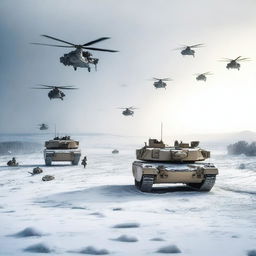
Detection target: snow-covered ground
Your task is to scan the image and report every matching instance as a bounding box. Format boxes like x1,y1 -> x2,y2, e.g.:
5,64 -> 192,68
0,134 -> 255,256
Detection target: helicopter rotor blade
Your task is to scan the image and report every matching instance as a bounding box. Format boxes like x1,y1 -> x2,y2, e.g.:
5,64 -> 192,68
41,35 -> 76,46
173,47 -> 186,50
152,77 -> 172,81
36,84 -> 77,89
60,88 -> 79,90
56,85 -> 78,89
218,58 -> 232,62
234,56 -> 242,61
31,87 -> 51,90
83,37 -> 110,46
202,72 -> 213,75
30,43 -> 74,48
55,85 -> 77,88
237,57 -> 251,62
58,87 -> 78,90
189,43 -> 204,48
36,84 -> 56,88
82,46 -> 118,52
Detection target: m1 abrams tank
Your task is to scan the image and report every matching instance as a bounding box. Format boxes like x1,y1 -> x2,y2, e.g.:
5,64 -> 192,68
44,136 -> 81,166
133,139 -> 218,192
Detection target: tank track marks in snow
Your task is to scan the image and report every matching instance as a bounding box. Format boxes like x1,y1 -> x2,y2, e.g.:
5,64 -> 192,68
139,175 -> 154,192
188,175 -> 216,192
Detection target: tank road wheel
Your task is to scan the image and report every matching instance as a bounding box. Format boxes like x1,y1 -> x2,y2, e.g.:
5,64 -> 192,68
140,175 -> 154,193
45,157 -> 52,166
187,175 -> 216,192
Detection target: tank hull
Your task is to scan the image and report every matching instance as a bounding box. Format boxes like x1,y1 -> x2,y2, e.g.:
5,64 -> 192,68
44,149 -> 81,166
132,161 -> 218,192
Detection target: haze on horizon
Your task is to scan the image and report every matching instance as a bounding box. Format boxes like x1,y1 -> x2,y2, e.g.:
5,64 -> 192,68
0,0 -> 256,137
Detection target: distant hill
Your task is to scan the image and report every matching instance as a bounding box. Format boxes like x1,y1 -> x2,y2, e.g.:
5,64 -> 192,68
196,131 -> 256,143
161,131 -> 256,151
179,130 -> 256,144
0,141 -> 42,155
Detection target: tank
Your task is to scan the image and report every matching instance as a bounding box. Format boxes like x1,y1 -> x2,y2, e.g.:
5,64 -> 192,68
44,136 -> 81,166
132,139 -> 218,192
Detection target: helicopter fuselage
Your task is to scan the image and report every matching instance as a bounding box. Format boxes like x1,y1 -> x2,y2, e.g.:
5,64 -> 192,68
153,80 -> 167,89
60,48 -> 98,72
196,74 -> 207,81
226,61 -> 240,70
48,88 -> 65,100
122,109 -> 134,116
181,47 -> 195,57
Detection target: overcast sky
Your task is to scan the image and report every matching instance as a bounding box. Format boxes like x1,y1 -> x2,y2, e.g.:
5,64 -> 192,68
0,0 -> 256,137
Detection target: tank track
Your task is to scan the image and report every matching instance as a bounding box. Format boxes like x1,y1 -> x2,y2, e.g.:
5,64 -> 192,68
72,154 -> 80,165
188,175 -> 216,192
140,175 -> 154,192
45,157 -> 52,166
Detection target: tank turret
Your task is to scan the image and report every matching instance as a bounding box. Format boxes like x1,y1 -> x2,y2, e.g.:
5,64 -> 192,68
136,139 -> 210,163
45,136 -> 79,150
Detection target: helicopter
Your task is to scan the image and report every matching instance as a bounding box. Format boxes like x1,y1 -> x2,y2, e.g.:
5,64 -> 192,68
175,44 -> 204,57
194,72 -> 213,82
219,56 -> 250,70
38,123 -> 48,130
118,107 -> 137,116
31,35 -> 118,72
32,84 -> 78,100
151,77 -> 172,89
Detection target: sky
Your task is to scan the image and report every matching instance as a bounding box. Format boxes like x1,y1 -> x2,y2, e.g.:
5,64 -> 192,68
0,0 -> 256,137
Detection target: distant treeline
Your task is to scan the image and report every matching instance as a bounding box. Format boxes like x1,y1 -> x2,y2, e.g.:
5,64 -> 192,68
227,141 -> 256,156
0,141 -> 42,155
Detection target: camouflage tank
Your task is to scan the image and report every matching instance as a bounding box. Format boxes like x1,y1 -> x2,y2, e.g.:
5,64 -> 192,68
133,139 -> 218,192
44,136 -> 81,166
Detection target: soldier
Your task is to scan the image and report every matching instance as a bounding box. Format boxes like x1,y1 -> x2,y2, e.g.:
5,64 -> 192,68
12,157 -> 16,165
7,157 -> 18,166
81,156 -> 87,168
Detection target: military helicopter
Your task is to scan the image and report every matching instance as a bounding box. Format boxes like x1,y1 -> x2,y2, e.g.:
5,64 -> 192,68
219,56 -> 250,70
175,44 -> 204,57
37,123 -> 48,130
118,107 -> 137,116
194,72 -> 213,82
151,77 -> 172,89
32,84 -> 78,100
31,35 -> 118,71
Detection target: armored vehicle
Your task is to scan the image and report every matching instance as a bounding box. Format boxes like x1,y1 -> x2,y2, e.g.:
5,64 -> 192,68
112,149 -> 119,154
133,139 -> 218,192
44,136 -> 81,166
